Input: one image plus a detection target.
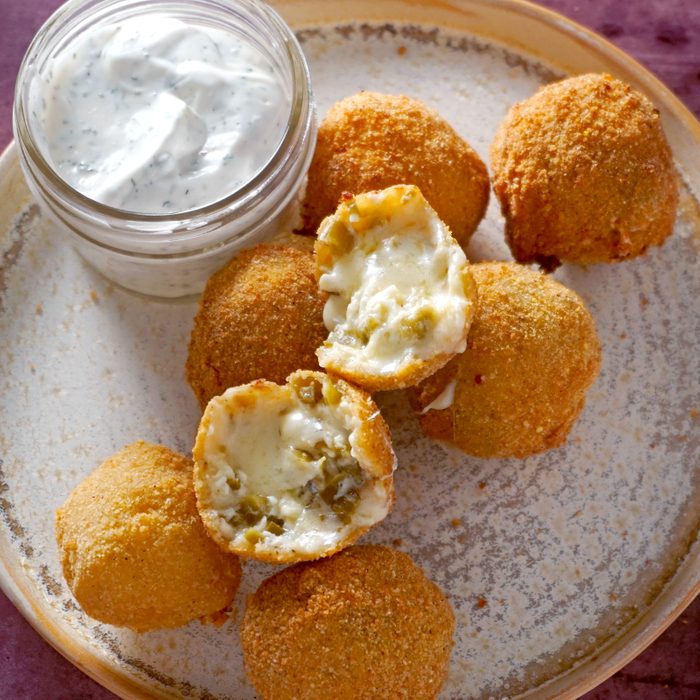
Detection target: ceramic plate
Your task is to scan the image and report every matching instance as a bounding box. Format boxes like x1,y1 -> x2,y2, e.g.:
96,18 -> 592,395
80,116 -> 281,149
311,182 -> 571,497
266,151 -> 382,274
1,1 -> 699,698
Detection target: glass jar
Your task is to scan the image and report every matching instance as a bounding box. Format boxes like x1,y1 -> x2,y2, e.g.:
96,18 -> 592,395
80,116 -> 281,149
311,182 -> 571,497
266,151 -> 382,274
14,0 -> 316,298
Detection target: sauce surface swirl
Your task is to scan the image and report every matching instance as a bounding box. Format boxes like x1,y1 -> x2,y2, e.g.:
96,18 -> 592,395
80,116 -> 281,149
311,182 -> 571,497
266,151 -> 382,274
35,15 -> 291,214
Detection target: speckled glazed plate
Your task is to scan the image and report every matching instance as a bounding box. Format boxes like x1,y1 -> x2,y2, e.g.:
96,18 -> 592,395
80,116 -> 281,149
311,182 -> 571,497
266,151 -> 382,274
1,1 -> 699,698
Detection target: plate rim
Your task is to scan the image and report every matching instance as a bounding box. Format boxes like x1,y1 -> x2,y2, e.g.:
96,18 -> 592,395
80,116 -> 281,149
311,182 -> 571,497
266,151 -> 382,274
1,0 -> 699,697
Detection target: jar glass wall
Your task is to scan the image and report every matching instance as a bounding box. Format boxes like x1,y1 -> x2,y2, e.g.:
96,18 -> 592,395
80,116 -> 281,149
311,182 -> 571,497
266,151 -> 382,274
14,0 -> 316,298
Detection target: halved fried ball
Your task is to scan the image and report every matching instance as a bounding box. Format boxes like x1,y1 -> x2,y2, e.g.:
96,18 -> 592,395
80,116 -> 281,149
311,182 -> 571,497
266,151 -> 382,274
186,242 -> 327,409
409,262 -> 601,458
491,73 -> 678,266
315,185 -> 477,392
303,92 -> 489,248
241,545 -> 455,700
55,441 -> 241,632
193,371 -> 395,564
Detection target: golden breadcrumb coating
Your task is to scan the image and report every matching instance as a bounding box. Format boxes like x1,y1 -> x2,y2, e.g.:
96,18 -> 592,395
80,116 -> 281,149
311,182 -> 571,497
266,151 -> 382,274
491,73 -> 678,266
55,441 -> 241,632
241,545 -> 455,700
193,371 -> 396,564
270,231 -> 316,252
409,262 -> 601,458
303,92 -> 489,247
187,243 -> 327,409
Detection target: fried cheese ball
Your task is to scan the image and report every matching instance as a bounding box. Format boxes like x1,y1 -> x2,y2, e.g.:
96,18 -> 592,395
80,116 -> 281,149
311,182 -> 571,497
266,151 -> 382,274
186,242 -> 327,409
409,262 -> 601,458
193,371 -> 396,564
55,441 -> 241,632
316,185 -> 477,392
241,545 -> 455,700
491,73 -> 678,266
303,92 -> 489,247
270,230 -> 316,252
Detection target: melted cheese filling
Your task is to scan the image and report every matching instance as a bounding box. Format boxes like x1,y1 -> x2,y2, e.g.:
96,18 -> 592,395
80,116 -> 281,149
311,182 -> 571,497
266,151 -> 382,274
317,186 -> 470,376
421,379 -> 457,413
200,379 -> 389,555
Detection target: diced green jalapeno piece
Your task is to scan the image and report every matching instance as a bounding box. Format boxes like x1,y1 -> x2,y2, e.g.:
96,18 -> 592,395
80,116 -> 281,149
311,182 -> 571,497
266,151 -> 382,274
239,495 -> 267,526
328,220 -> 355,255
320,472 -> 347,505
244,529 -> 262,544
265,516 -> 285,536
320,464 -> 364,507
405,307 -> 438,339
322,381 -> 342,406
332,488 -> 360,524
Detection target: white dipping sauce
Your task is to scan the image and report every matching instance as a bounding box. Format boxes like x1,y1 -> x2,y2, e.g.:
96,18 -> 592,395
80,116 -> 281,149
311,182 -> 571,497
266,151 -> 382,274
35,15 -> 291,214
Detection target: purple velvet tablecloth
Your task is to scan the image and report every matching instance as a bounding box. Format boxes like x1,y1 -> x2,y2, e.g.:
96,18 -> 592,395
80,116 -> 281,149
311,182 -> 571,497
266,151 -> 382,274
1,1 -> 698,698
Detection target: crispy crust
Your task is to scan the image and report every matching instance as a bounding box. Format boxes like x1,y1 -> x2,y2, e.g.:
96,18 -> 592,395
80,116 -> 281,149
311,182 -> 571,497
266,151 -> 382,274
408,262 -> 602,458
302,92 -> 489,248
269,230 -> 316,252
314,187 -> 478,392
186,243 -> 327,409
55,441 -> 241,632
241,545 -> 455,700
491,73 -> 678,265
193,372 -> 395,564
318,346 -> 465,393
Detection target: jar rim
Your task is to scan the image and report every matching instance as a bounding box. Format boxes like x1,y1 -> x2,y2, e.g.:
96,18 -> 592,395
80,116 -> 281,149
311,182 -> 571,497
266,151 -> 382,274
13,0 -> 314,231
